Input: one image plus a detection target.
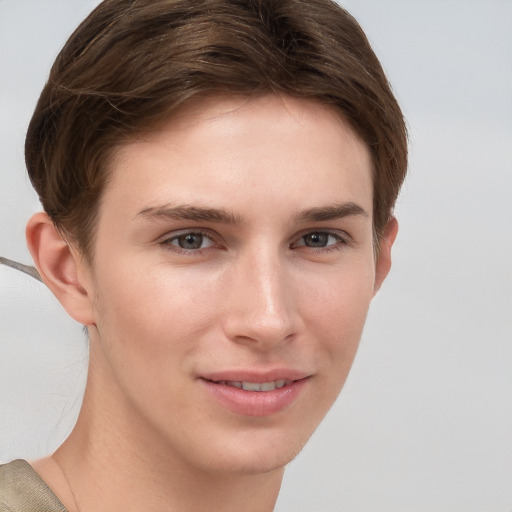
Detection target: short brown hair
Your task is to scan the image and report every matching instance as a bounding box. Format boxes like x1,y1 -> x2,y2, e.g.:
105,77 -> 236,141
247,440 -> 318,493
26,0 -> 407,257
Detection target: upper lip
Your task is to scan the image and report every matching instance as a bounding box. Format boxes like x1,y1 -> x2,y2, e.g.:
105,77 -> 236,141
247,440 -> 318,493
200,368 -> 311,383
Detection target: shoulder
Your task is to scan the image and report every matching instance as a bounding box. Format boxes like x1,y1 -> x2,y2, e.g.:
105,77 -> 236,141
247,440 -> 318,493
0,459 -> 68,512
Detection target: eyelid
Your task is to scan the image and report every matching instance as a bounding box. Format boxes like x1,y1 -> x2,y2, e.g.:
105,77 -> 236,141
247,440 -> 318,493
158,228 -> 222,252
290,229 -> 352,249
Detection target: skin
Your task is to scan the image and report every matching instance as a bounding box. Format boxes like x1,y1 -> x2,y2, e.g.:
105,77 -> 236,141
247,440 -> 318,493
27,94 -> 397,512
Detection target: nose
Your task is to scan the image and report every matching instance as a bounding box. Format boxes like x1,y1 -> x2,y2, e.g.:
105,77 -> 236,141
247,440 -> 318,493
222,247 -> 300,350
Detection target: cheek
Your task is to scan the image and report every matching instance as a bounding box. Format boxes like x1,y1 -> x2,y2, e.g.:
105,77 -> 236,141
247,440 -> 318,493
88,264 -> 217,424
91,261 -> 223,359
300,263 -> 375,376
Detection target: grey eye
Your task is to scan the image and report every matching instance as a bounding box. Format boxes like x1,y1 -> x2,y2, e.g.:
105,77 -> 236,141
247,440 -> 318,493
293,231 -> 344,250
173,233 -> 207,250
163,231 -> 216,252
302,232 -> 330,247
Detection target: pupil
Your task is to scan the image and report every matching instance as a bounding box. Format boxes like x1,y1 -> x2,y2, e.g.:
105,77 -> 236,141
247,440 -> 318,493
179,233 -> 203,249
305,232 -> 328,247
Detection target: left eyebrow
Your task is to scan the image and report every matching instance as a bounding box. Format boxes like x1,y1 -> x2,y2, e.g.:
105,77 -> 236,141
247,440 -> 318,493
295,202 -> 369,222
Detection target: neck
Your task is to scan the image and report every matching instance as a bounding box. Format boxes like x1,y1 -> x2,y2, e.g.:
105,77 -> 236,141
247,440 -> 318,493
52,436 -> 283,512
45,349 -> 284,512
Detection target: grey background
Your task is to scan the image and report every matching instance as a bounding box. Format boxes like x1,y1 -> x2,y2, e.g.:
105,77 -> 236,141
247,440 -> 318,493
1,1 -> 511,510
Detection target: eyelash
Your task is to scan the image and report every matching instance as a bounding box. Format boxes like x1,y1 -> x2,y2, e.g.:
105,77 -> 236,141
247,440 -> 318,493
159,229 -> 350,255
160,230 -> 218,255
291,231 -> 350,253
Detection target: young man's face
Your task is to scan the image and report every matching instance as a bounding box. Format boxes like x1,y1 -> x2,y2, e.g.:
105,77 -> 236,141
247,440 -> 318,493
78,94 -> 392,475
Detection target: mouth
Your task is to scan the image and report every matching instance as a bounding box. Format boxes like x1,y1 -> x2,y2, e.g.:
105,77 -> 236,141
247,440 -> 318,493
200,372 -> 309,416
207,379 -> 293,392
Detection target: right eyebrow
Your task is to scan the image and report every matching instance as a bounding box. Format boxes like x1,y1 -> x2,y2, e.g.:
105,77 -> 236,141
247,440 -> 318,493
136,204 -> 241,225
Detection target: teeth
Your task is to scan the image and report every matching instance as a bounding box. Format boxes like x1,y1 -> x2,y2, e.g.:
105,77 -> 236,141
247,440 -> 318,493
259,381 -> 276,391
243,381 -> 262,391
219,380 -> 289,392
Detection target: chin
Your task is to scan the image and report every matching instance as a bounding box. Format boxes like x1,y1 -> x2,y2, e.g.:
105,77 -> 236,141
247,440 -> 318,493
191,424 -> 315,477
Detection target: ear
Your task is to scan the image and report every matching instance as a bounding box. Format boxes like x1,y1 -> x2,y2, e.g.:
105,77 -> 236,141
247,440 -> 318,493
373,216 -> 399,296
26,212 -> 95,325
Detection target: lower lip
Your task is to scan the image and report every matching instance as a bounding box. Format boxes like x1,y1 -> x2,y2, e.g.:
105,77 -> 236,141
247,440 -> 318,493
201,378 -> 308,417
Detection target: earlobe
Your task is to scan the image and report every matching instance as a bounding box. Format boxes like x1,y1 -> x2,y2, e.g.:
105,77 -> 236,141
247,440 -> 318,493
26,212 -> 95,325
373,216 -> 399,296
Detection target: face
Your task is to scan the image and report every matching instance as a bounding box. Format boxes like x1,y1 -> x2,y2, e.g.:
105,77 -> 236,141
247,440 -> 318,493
79,94 -> 386,476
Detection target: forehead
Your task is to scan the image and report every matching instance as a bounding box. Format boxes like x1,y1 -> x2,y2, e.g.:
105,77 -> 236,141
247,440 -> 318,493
103,94 -> 373,221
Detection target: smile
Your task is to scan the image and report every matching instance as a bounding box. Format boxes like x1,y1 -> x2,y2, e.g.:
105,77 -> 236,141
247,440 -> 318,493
201,374 -> 309,416
213,380 -> 292,392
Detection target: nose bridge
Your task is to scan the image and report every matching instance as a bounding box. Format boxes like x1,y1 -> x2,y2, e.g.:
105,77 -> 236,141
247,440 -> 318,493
224,242 -> 297,347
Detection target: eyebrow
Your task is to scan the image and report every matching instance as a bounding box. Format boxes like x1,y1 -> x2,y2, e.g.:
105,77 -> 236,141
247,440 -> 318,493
136,204 -> 241,224
295,202 -> 368,222
136,201 -> 368,225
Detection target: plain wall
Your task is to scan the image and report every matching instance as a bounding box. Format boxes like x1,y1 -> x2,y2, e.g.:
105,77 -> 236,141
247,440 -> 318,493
1,1 -> 511,510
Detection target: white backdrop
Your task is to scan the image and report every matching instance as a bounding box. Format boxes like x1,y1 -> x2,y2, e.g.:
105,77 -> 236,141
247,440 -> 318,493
1,1 -> 511,511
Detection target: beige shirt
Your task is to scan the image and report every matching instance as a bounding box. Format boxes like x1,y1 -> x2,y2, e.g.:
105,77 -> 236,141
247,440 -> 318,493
0,459 -> 67,512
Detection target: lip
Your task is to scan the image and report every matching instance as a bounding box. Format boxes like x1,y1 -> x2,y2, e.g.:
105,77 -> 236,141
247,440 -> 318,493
199,368 -> 311,417
201,368 -> 310,383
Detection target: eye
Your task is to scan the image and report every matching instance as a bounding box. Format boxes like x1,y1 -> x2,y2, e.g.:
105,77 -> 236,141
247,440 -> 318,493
163,231 -> 216,251
292,231 -> 346,250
